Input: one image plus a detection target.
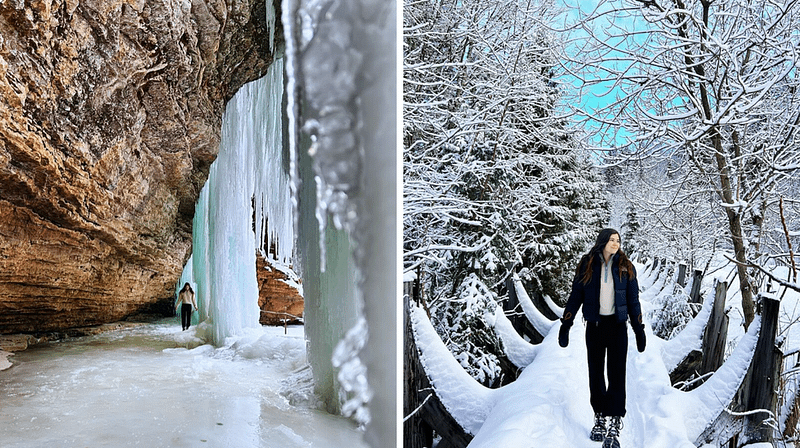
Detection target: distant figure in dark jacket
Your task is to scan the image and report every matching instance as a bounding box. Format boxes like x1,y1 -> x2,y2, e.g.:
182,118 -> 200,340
558,228 -> 646,448
176,283 -> 198,331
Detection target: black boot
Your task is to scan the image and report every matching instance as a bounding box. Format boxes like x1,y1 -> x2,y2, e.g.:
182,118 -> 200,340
590,413 -> 606,442
602,416 -> 622,448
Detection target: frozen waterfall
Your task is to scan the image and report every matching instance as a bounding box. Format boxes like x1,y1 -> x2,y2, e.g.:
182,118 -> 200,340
180,58 -> 293,346
177,0 -> 398,445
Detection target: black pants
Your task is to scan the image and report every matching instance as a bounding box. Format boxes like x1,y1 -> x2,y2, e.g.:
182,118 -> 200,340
181,304 -> 193,330
585,316 -> 628,417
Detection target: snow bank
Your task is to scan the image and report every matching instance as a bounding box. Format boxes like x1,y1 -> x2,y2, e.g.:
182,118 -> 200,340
638,268 -> 668,305
410,304 -> 495,435
159,323 -> 306,369
0,350 -> 11,370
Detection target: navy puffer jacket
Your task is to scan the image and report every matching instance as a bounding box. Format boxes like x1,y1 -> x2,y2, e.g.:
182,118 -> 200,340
562,252 -> 644,330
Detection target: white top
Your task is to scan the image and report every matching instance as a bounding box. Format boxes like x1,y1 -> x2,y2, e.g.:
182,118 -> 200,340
598,255 -> 615,316
178,290 -> 197,308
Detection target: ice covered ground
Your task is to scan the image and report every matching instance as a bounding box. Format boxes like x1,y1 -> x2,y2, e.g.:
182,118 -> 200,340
0,319 -> 366,448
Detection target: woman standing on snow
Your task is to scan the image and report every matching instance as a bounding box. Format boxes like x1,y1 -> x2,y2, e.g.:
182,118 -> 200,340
176,282 -> 198,331
558,228 -> 646,448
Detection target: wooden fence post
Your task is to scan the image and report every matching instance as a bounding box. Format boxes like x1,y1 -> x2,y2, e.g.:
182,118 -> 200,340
690,269 -> 704,304
404,281 -> 414,302
782,352 -> 800,441
677,263 -> 687,287
742,294 -> 782,445
404,285 -> 434,448
701,280 -> 729,375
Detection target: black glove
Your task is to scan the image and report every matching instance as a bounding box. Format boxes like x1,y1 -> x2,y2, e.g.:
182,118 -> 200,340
633,326 -> 646,352
558,320 -> 572,348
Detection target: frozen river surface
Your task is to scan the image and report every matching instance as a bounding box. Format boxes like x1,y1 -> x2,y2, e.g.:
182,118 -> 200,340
0,319 -> 367,448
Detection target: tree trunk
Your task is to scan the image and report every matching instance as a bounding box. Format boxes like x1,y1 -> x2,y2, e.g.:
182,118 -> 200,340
723,205 -> 755,330
711,133 -> 755,330
689,0 -> 756,329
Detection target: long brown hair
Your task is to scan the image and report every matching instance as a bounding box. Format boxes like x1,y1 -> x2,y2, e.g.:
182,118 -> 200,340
577,228 -> 636,284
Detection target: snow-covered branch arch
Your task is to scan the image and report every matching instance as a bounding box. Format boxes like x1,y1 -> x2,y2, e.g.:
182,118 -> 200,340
491,305 -> 539,369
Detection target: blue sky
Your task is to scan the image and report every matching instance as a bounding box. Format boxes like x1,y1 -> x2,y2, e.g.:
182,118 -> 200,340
552,0 -> 646,149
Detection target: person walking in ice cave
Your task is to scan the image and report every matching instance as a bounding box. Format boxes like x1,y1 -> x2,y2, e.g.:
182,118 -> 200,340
557,228 -> 646,448
176,282 -> 198,331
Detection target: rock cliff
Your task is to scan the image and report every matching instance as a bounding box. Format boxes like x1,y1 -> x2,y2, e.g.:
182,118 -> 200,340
256,254 -> 303,326
0,0 -> 281,333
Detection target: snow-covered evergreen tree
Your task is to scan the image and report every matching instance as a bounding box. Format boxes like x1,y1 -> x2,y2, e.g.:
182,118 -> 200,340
430,273 -> 504,386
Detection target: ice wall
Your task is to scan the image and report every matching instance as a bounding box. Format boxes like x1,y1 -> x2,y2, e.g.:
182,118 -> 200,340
283,0 -> 397,445
180,58 -> 293,346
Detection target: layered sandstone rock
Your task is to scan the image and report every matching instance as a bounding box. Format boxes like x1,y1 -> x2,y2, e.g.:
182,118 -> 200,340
256,254 -> 303,326
0,0 -> 282,333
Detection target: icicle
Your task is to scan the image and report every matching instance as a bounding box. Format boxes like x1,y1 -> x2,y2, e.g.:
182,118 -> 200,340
284,0 -> 363,272
332,317 -> 372,426
265,0 -> 277,53
283,0 -> 303,270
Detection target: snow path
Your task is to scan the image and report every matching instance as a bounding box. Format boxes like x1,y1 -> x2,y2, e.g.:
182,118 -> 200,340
467,323 -> 696,448
412,263 -> 760,448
